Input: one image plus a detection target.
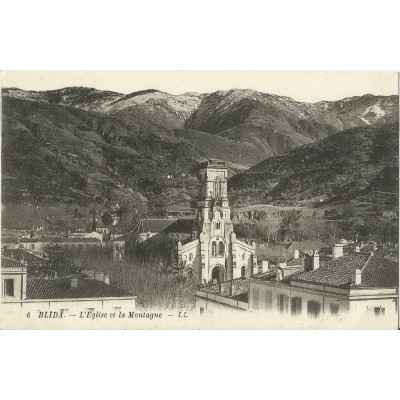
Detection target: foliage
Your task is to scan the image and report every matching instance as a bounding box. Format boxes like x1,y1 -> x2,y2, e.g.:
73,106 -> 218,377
101,212 -> 113,226
69,247 -> 196,310
45,243 -> 76,273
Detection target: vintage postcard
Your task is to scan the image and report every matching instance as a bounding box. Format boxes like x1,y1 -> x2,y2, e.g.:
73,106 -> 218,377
0,70 -> 398,329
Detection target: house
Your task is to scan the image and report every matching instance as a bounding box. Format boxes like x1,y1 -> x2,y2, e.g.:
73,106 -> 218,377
0,256 -> 137,325
2,248 -> 49,269
1,235 -> 103,253
247,252 -> 398,328
195,244 -> 399,328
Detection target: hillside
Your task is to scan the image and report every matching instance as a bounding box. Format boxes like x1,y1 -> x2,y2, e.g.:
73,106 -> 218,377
185,89 -> 398,157
1,97 -> 259,212
2,86 -> 398,214
229,116 -> 399,208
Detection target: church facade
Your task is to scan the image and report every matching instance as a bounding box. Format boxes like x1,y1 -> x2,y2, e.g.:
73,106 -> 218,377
178,160 -> 257,285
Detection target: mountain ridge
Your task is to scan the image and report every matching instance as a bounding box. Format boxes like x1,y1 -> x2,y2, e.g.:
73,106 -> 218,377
1,86 -> 398,213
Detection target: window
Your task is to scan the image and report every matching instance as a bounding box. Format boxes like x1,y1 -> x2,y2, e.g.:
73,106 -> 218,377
241,266 -> 246,277
30,244 -> 35,250
242,254 -> 246,260
265,291 -> 273,310
374,307 -> 385,316
3,279 -> 15,297
277,294 -> 289,313
253,287 -> 259,310
189,253 -> 193,261
307,301 -> 321,319
213,177 -> 222,198
215,221 -> 220,230
200,307 -> 204,316
291,297 -> 302,316
330,303 -> 339,316
212,242 -> 217,256
218,242 -> 224,256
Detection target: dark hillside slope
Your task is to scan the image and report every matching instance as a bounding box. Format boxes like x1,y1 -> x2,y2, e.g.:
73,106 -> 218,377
229,119 -> 399,207
1,97 -> 259,210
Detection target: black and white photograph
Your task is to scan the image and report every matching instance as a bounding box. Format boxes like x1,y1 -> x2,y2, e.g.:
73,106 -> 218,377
0,70 -> 398,329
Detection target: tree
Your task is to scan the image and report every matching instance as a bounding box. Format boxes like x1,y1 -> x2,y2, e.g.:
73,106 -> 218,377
171,259 -> 198,307
45,243 -> 75,274
101,212 -> 113,226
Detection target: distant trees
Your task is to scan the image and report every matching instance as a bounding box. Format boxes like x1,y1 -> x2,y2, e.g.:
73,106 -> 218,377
101,212 -> 113,226
45,243 -> 76,274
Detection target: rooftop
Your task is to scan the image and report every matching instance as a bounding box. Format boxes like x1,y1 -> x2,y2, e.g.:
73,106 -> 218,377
289,253 -> 399,288
2,248 -> 48,264
2,236 -> 101,244
26,277 -> 133,300
133,219 -> 177,234
1,256 -> 25,268
132,218 -> 195,235
200,159 -> 227,169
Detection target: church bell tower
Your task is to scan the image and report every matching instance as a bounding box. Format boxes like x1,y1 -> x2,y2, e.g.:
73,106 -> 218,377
196,160 -> 234,283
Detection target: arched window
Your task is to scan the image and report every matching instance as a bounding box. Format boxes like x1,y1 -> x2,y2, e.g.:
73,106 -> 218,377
213,177 -> 222,199
212,241 -> 217,256
189,253 -> 193,261
218,242 -> 224,256
242,254 -> 246,260
241,266 -> 246,277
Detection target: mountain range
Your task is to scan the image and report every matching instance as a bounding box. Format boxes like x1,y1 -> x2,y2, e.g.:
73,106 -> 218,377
1,86 -> 398,212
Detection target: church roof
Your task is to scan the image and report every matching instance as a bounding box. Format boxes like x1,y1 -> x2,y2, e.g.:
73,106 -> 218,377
133,219 -> 195,235
134,219 -> 177,233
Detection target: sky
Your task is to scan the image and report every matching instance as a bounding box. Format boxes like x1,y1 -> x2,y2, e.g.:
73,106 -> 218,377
1,71 -> 398,103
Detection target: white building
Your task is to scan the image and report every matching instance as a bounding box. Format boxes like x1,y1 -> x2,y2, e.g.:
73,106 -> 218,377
177,160 -> 257,285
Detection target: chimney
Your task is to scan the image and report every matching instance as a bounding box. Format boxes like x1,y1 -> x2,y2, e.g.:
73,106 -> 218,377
253,265 -> 259,275
220,281 -> 232,296
355,245 -> 360,253
312,250 -> 320,270
294,249 -> 299,259
262,260 -> 269,273
94,272 -> 105,282
351,269 -> 362,285
71,277 -> 79,288
332,244 -> 344,259
301,254 -> 307,271
104,275 -> 110,285
276,268 -> 283,283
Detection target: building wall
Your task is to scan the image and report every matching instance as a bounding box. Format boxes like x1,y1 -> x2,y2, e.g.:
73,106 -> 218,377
1,266 -> 27,301
196,291 -> 248,317
248,279 -> 398,328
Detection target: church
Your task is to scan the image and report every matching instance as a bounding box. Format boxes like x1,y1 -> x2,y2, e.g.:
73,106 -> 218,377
177,160 -> 257,285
